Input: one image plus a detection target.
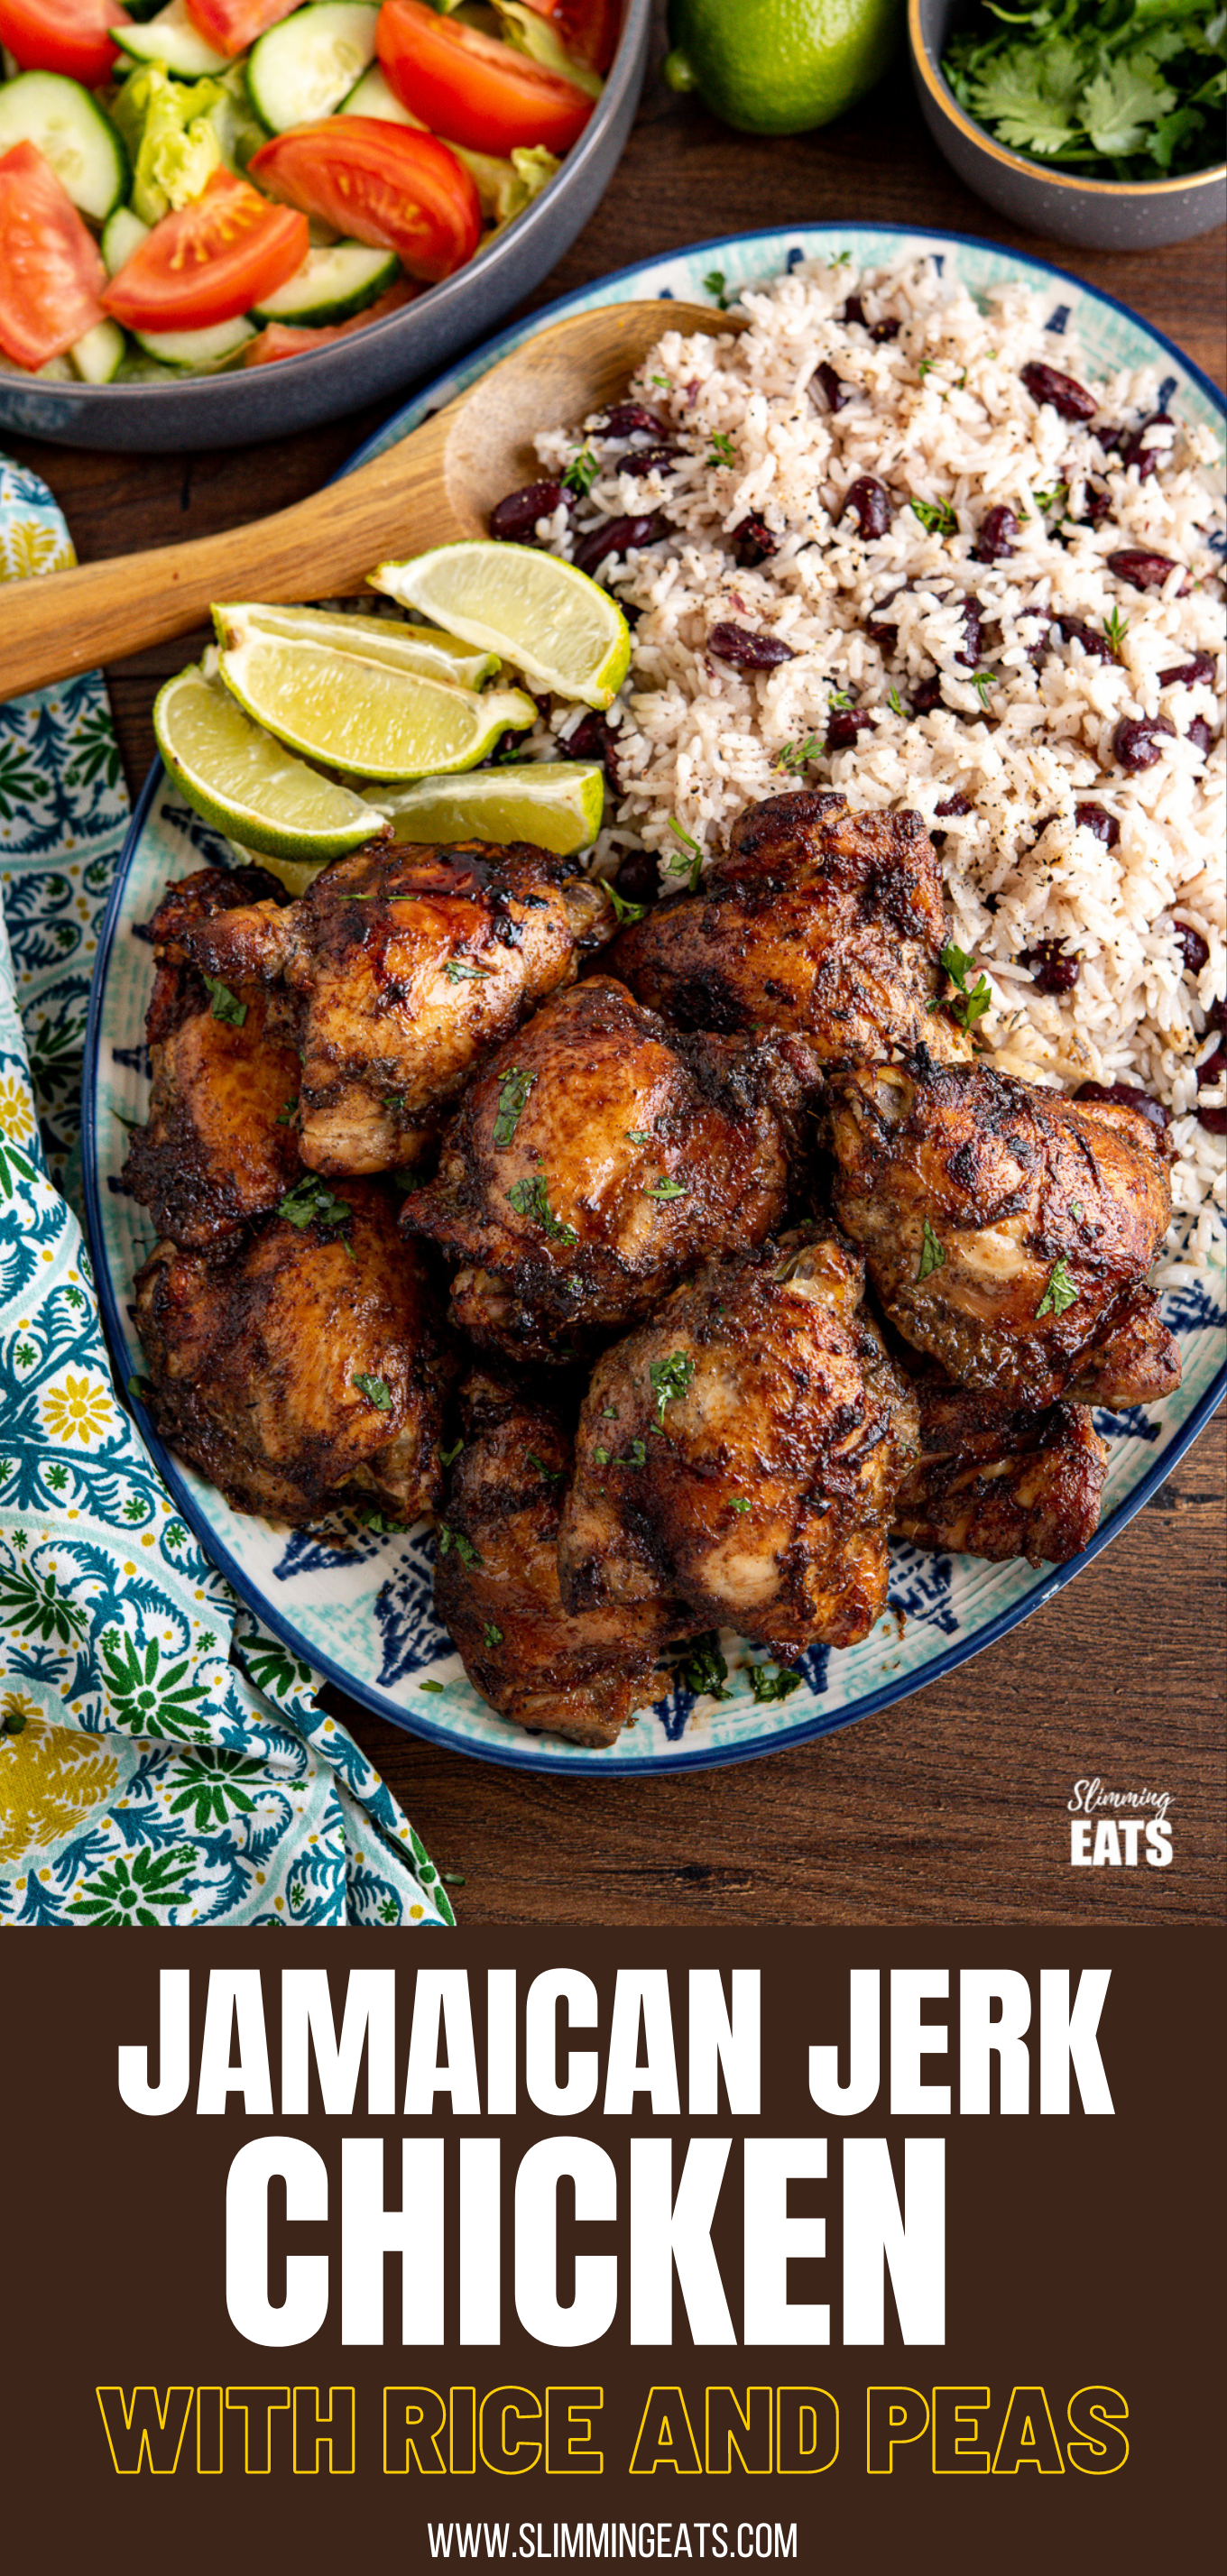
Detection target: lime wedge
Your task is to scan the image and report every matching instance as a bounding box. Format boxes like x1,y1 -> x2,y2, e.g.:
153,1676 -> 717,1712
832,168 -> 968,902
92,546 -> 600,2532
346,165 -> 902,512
212,601 -> 500,690
216,633 -> 537,782
369,540 -> 632,710
226,835 -> 332,897
371,760 -> 605,854
153,665 -> 386,861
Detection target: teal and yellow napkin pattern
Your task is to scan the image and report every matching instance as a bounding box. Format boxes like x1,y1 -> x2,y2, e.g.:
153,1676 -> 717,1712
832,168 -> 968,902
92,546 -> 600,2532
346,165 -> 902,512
0,454 -> 452,1927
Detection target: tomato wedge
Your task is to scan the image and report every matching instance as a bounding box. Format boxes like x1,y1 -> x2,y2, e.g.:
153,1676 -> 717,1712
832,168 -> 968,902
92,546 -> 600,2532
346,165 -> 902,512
249,121 -> 481,283
244,279 -> 421,367
182,0 -> 299,59
0,0 -> 129,88
517,0 -> 620,77
0,141 -> 107,369
376,0 -> 595,157
103,169 -> 309,331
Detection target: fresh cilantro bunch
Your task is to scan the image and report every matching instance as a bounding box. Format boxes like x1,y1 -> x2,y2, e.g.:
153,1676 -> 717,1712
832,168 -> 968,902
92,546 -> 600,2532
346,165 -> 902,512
944,0 -> 1226,182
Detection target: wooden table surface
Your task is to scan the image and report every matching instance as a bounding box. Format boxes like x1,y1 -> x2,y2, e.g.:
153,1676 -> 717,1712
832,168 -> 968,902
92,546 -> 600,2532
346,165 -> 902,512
7,7 -> 1223,1926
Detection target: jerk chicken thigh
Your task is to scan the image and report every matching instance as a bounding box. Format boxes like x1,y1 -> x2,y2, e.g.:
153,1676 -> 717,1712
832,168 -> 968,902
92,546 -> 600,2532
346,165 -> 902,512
401,975 -> 812,1363
168,837 -> 614,1176
891,1373 -> 1109,1569
122,867 -> 300,1248
134,1181 -> 452,1524
557,1227 -> 919,1663
609,789 -> 973,1067
435,1369 -> 675,1748
828,1058 -> 1180,1411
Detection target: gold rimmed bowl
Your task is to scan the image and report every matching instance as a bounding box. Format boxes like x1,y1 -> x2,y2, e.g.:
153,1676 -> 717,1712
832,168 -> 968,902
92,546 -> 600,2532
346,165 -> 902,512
909,0 -> 1226,250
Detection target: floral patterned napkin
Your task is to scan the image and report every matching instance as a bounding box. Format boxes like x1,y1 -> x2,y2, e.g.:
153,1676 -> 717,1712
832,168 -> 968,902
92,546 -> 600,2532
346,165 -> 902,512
0,453 -> 452,1928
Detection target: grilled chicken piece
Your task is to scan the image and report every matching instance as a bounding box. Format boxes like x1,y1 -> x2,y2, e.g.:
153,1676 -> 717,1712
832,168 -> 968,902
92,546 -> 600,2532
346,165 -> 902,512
828,1059 -> 1179,1410
402,975 -> 811,1364
435,1369 -> 673,1747
122,867 -> 300,1248
557,1227 -> 919,1661
134,1180 -> 453,1523
609,791 -> 972,1066
891,1374 -> 1109,1566
171,839 -> 614,1177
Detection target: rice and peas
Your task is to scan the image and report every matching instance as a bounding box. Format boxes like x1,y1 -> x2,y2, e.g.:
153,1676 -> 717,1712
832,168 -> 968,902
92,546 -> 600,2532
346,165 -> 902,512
521,253 -> 1225,1296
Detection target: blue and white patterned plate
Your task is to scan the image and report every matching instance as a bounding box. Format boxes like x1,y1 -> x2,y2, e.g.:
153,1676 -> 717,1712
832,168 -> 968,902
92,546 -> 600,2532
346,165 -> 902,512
82,224 -> 1226,1775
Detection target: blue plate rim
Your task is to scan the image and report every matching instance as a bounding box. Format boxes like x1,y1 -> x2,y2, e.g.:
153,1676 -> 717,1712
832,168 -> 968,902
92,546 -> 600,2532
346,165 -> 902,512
82,219 -> 1227,1776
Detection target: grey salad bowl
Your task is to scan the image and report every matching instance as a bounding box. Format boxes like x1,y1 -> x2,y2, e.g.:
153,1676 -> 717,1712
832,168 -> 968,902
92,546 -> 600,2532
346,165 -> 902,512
909,0 -> 1227,252
0,0 -> 651,455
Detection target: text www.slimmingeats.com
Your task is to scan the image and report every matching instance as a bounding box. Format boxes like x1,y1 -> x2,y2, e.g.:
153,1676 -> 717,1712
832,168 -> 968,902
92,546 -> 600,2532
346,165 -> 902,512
426,2528 -> 799,2562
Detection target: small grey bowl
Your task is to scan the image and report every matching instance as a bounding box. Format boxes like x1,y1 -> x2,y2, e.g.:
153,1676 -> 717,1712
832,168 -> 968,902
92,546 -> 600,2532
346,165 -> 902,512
0,0 -> 651,454
910,0 -> 1227,251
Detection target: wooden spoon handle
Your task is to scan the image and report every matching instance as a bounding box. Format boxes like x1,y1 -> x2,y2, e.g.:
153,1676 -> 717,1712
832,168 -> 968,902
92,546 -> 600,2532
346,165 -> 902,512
0,428 -> 461,704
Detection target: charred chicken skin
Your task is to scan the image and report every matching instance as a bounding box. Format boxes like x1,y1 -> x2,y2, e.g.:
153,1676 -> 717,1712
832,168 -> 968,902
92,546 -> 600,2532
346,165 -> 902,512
401,975 -> 811,1364
134,1180 -> 452,1524
122,867 -> 300,1248
891,1373 -> 1109,1567
169,839 -> 614,1177
435,1369 -> 674,1748
557,1227 -> 919,1661
609,790 -> 972,1067
829,1059 -> 1179,1410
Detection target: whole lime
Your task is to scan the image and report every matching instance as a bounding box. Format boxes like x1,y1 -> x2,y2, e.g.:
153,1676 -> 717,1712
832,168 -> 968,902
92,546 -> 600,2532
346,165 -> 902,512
664,0 -> 903,135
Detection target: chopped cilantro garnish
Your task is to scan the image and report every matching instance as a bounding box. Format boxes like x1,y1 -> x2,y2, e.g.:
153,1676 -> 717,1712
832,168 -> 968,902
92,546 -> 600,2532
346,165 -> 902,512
483,1624 -> 503,1651
526,1451 -> 564,1481
1031,483 -> 1069,517
202,973 -> 246,1027
704,268 -> 732,308
731,1495 -> 752,1514
707,430 -> 736,468
674,1633 -> 731,1700
644,1178 -> 688,1201
493,1067 -> 536,1151
1037,1256 -> 1079,1318
439,1439 -> 463,1468
604,881 -> 647,925
352,1373 -> 392,1411
438,1525 -> 483,1568
749,1661 -> 804,1703
777,732 -> 824,772
278,1175 -> 351,1235
918,1218 -> 947,1282
625,1128 -> 650,1145
937,941 -> 993,1029
909,494 -> 959,538
275,1095 -> 299,1127
666,816 -> 704,890
446,957 -> 494,984
507,1173 -> 577,1246
649,1349 -> 696,1419
563,446 -> 600,497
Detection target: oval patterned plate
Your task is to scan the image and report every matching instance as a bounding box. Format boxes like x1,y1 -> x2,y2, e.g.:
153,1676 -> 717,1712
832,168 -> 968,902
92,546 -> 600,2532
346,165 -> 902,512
83,223 -> 1226,1774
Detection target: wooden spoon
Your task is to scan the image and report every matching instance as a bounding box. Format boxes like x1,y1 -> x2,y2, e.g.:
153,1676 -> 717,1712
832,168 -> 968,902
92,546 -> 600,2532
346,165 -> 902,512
0,299 -> 745,704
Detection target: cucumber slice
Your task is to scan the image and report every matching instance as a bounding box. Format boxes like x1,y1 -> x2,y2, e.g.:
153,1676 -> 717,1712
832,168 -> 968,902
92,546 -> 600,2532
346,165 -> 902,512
101,204 -> 151,276
246,2 -> 379,133
0,71 -> 129,222
340,62 -> 420,124
134,314 -> 256,369
69,318 -> 126,383
251,239 -> 398,326
113,0 -> 228,77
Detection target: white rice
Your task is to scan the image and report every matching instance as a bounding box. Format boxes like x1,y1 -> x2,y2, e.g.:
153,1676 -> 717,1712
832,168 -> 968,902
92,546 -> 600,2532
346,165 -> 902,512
530,254 -> 1226,1295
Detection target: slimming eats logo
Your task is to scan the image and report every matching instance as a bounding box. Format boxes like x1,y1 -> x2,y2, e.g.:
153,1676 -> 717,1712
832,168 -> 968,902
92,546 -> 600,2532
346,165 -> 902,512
1067,1778 -> 1173,1869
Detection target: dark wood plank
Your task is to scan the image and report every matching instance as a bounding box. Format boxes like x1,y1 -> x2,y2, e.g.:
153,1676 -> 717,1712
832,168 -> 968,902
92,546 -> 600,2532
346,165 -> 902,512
5,5 -> 1222,1923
